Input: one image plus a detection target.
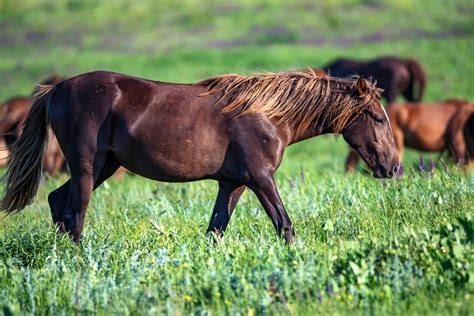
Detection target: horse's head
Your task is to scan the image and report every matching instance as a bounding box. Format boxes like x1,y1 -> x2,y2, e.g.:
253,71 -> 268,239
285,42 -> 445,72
342,77 -> 399,178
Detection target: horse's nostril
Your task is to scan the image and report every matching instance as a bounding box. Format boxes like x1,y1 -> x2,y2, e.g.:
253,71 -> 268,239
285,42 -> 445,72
391,164 -> 400,176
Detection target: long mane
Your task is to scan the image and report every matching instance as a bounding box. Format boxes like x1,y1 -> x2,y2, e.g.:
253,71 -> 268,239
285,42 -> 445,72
199,69 -> 381,137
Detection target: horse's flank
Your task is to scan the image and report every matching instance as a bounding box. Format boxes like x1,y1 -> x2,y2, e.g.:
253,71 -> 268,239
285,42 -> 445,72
199,69 -> 382,137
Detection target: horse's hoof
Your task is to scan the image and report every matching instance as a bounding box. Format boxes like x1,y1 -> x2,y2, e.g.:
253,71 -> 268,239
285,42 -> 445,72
283,227 -> 296,244
205,229 -> 224,244
54,221 -> 66,234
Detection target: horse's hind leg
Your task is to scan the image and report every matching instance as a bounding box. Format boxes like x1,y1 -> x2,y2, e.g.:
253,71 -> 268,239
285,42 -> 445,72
66,153 -> 121,242
206,182 -> 245,236
448,133 -> 467,165
446,117 -> 467,165
62,166 -> 95,243
48,154 -> 120,240
92,154 -> 121,189
48,180 -> 70,233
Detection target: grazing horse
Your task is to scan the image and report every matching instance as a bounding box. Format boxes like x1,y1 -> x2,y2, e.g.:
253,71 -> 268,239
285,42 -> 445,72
345,99 -> 474,172
322,56 -> 427,104
0,75 -> 66,174
1,70 -> 399,243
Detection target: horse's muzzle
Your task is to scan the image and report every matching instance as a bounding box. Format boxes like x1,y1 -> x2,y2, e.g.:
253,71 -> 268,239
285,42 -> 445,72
373,163 -> 400,179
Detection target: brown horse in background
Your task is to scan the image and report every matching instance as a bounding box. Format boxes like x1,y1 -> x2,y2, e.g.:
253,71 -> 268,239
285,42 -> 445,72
322,56 -> 427,104
0,75 -> 66,174
346,99 -> 474,172
1,70 -> 398,244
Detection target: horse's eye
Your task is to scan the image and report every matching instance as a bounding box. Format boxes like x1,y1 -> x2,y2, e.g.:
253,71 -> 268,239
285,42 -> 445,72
374,117 -> 384,126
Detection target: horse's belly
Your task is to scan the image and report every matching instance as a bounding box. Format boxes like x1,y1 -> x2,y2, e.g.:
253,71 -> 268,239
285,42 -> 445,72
114,135 -> 227,182
404,127 -> 445,151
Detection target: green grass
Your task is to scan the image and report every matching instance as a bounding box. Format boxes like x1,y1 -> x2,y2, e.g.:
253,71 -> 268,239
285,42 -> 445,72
0,168 -> 472,314
0,0 -> 473,314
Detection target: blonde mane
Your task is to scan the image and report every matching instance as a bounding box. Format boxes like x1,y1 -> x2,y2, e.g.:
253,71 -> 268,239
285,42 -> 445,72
199,69 -> 381,137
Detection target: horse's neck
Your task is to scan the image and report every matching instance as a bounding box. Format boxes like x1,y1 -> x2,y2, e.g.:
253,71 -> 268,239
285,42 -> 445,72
288,121 -> 334,145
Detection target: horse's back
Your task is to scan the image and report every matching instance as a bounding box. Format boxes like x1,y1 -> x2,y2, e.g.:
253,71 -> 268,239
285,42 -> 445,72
49,70 -> 172,124
325,56 -> 405,74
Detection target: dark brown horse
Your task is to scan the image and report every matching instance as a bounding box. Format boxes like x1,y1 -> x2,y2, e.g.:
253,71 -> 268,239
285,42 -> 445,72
322,56 -> 427,104
1,70 -> 399,243
346,99 -> 474,172
0,75 -> 66,174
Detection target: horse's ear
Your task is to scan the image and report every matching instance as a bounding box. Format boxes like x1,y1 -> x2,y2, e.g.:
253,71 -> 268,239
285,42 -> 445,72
356,76 -> 369,96
314,69 -> 327,78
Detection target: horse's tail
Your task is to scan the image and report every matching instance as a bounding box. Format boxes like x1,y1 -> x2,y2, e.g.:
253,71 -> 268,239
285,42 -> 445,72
446,103 -> 474,162
1,84 -> 56,214
404,58 -> 427,102
464,108 -> 474,160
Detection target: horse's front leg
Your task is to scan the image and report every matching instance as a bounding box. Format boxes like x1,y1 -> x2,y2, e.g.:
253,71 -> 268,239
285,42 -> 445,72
206,182 -> 245,237
248,174 -> 295,243
345,149 -> 360,173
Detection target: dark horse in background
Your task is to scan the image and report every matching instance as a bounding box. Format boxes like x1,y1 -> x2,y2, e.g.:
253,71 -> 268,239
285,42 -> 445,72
345,99 -> 474,172
0,74 -> 66,173
1,70 -> 399,244
322,56 -> 427,104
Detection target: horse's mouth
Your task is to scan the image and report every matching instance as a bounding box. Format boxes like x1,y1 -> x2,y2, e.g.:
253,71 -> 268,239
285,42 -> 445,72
373,164 -> 398,179
373,169 -> 388,179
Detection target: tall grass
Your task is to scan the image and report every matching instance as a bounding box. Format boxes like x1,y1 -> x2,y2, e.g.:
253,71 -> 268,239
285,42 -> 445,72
0,167 -> 472,314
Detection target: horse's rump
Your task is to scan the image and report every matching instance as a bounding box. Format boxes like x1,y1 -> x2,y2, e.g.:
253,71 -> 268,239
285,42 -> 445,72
465,113 -> 474,159
322,56 -> 426,103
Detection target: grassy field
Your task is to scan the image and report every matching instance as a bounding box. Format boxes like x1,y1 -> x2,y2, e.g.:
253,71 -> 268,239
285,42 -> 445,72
0,0 -> 473,314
